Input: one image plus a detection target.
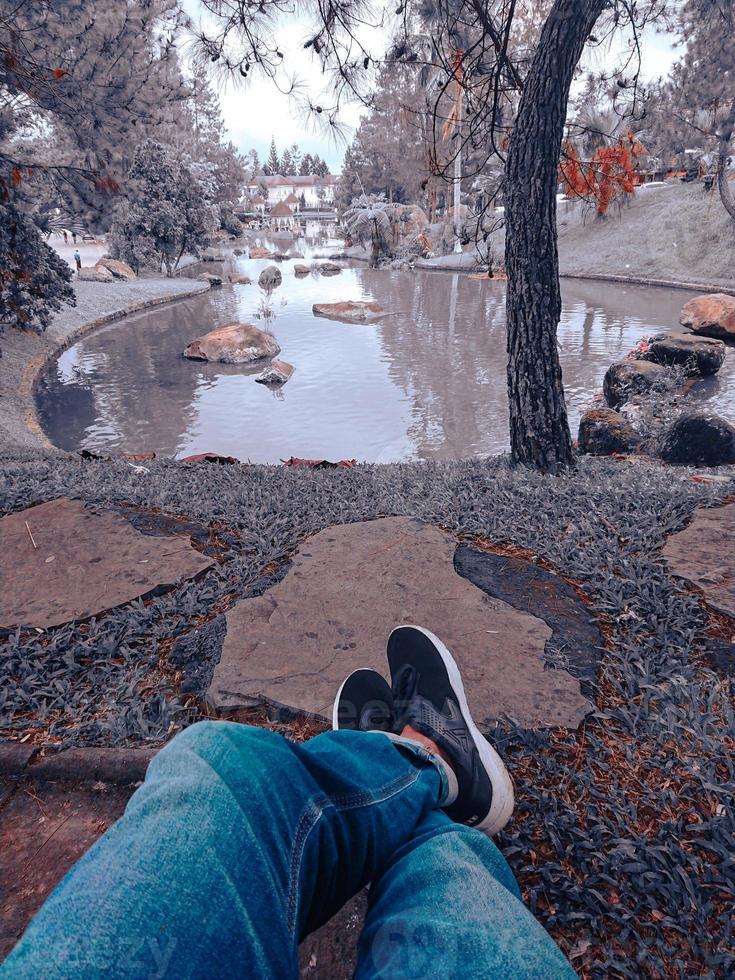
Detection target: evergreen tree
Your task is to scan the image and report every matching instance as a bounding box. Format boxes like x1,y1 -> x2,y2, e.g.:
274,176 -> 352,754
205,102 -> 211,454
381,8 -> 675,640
264,137 -> 280,175
280,146 -> 295,175
289,143 -> 302,175
300,153 -> 313,175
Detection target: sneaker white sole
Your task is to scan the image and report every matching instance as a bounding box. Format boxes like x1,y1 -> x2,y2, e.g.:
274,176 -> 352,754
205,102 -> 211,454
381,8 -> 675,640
389,625 -> 515,836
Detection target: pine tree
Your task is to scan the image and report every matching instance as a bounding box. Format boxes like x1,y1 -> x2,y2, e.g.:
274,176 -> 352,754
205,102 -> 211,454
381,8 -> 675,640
289,143 -> 302,176
300,153 -> 313,175
264,137 -> 280,175
280,147 -> 294,175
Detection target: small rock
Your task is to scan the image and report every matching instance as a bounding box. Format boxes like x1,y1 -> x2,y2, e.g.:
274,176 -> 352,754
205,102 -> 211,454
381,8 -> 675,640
228,273 -> 251,285
603,359 -> 671,408
294,264 -> 311,276
272,252 -> 291,261
312,301 -> 386,324
233,248 -> 244,256
254,359 -> 294,386
183,322 -> 280,363
642,333 -> 726,376
578,408 -> 639,455
95,258 -> 136,280
320,262 -> 342,275
660,412 -> 735,466
249,246 -> 272,259
77,266 -> 113,282
197,273 -> 222,286
680,293 -> 735,340
259,265 -> 282,289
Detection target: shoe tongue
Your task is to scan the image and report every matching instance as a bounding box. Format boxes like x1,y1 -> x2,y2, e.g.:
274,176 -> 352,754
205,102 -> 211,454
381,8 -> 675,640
392,665 -> 418,728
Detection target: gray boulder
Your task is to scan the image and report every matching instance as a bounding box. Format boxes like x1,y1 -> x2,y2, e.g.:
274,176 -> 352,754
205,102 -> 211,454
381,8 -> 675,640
603,359 -> 671,408
660,412 -> 735,466
254,359 -> 294,386
578,408 -> 639,456
259,265 -> 282,289
641,333 -> 726,376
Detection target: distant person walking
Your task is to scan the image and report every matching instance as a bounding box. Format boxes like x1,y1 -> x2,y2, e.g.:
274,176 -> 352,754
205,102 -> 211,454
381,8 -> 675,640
72,231 -> 77,244
63,230 -> 68,244
74,250 -> 81,273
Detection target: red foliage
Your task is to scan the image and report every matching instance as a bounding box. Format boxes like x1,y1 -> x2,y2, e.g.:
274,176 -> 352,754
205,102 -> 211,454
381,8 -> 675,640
560,132 -> 646,215
10,167 -> 22,186
52,68 -> 66,79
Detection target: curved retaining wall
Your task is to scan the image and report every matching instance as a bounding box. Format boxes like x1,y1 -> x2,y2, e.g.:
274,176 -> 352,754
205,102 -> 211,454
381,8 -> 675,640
1,279 -> 210,451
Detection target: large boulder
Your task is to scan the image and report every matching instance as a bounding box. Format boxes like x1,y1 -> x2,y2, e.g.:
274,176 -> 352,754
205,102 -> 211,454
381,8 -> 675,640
77,266 -> 113,282
249,246 -> 272,259
228,273 -> 251,285
95,257 -> 136,280
312,301 -> 386,324
680,293 -> 735,340
660,412 -> 735,466
183,322 -> 280,363
258,265 -> 282,289
294,264 -> 311,276
396,204 -> 430,239
254,359 -> 294,386
578,408 -> 639,456
320,262 -> 342,275
603,359 -> 671,408
641,333 -> 726,376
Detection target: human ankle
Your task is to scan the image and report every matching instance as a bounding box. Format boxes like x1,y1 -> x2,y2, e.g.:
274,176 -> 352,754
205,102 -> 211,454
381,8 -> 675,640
401,724 -> 453,770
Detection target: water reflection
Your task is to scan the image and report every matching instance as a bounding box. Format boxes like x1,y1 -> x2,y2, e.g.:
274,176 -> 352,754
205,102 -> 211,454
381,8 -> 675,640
36,254 -> 734,463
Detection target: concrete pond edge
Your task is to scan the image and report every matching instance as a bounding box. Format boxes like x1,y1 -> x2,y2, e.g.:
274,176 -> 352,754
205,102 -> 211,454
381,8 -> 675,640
8,281 -> 211,452
0,741 -> 156,785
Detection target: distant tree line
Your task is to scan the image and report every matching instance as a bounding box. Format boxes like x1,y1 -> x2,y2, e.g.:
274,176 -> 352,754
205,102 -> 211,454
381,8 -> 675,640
259,137 -> 331,177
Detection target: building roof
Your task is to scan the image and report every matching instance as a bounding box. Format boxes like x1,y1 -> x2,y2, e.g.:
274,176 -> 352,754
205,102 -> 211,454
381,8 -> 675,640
248,174 -> 337,188
284,193 -> 300,204
251,195 -> 266,205
269,201 -> 293,217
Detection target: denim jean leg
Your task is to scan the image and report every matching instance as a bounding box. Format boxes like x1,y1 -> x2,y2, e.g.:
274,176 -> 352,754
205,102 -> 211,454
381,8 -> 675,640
355,811 -> 576,980
2,721 -> 444,980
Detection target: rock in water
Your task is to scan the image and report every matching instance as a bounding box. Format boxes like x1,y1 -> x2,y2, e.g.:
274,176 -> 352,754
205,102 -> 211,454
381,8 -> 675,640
77,266 -> 114,282
197,273 -> 222,286
183,322 -> 280,363
95,257 -> 136,280
254,360 -> 294,386
320,262 -> 341,275
660,412 -> 735,466
249,246 -> 272,259
578,408 -> 639,455
603,359 -> 670,408
680,293 -> 735,340
642,333 -> 726,376
294,264 -> 311,276
312,301 -> 386,324
228,273 -> 251,285
258,265 -> 282,288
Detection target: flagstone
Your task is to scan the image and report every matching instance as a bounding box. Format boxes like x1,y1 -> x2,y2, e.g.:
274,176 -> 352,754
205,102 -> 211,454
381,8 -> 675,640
662,501 -> 735,618
208,517 -> 593,730
0,497 -> 215,629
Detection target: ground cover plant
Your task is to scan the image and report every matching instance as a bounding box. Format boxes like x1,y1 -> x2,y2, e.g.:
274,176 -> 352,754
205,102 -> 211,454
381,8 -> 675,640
1,450 -> 733,975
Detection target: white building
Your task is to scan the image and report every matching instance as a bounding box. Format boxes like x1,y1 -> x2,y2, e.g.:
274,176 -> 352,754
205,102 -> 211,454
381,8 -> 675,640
245,174 -> 337,209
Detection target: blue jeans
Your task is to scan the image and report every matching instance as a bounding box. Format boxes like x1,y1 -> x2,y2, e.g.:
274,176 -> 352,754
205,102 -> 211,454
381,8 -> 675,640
3,722 -> 574,979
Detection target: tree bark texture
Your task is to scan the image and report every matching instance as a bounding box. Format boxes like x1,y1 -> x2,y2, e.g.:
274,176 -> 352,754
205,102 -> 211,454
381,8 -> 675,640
504,0 -> 606,472
717,111 -> 735,220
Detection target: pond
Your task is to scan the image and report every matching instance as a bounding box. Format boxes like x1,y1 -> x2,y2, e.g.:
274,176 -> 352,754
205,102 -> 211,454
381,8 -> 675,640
37,244 -> 735,463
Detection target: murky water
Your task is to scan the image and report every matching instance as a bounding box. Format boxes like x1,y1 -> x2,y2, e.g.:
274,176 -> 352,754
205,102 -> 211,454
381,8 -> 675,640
37,241 -> 735,463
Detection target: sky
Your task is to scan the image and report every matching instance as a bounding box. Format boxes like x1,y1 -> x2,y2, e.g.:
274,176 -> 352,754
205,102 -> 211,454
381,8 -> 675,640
182,1 -> 682,174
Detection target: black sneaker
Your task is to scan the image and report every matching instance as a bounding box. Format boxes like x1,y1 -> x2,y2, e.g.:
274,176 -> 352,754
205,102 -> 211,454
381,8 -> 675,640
332,668 -> 394,732
388,625 -> 514,836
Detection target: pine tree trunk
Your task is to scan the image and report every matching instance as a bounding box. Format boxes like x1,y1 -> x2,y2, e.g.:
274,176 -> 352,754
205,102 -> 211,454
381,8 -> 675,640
504,0 -> 605,472
717,112 -> 735,220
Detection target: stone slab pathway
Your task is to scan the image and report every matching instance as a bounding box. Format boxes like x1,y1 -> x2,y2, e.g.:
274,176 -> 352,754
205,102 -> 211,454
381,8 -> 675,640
208,517 -> 592,730
0,498 -> 215,629
662,501 -> 735,618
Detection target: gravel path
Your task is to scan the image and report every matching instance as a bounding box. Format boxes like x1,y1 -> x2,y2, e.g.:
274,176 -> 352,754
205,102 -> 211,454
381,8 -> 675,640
0,449 -> 733,973
0,277 -> 210,450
